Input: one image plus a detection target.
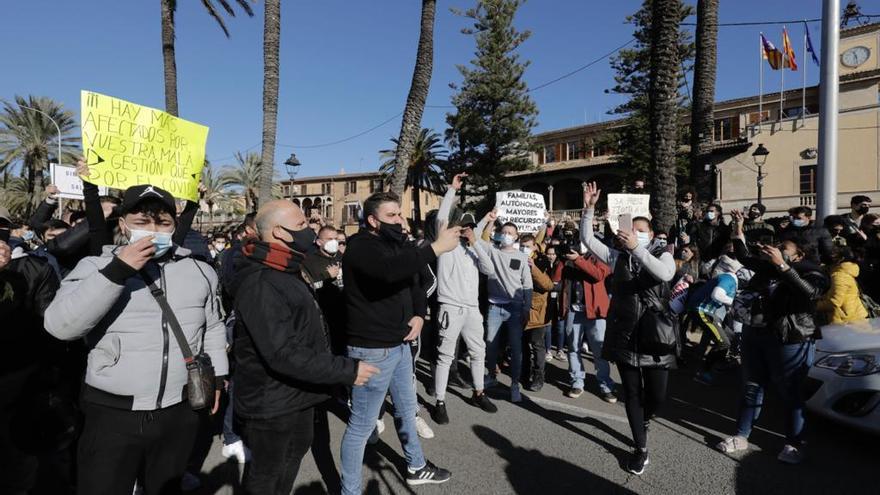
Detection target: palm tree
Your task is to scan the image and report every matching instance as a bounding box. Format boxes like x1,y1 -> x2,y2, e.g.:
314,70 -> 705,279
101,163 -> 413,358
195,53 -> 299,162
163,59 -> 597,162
161,0 -> 254,116
200,161 -> 234,227
380,128 -> 446,227
689,0 -> 718,202
0,96 -> 79,215
257,0 -> 281,207
389,0 -> 437,198
648,0 -> 684,232
222,151 -> 262,212
0,175 -> 30,218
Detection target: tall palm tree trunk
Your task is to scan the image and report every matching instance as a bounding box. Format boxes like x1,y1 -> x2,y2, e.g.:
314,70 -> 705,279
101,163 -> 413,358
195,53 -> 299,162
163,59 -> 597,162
689,0 -> 718,203
161,0 -> 179,117
412,183 -> 422,228
390,0 -> 436,197
258,0 -> 281,209
649,0 -> 682,233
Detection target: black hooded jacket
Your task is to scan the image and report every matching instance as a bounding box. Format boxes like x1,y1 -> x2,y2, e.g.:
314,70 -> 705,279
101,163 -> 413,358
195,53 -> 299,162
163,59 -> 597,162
231,251 -> 357,419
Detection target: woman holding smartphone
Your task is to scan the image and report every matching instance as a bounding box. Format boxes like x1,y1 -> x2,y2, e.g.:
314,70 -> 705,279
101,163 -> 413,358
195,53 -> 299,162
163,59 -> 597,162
579,182 -> 677,476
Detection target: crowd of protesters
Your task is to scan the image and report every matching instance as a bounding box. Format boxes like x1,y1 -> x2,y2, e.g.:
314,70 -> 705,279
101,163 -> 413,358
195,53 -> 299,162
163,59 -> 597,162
1,162 -> 879,494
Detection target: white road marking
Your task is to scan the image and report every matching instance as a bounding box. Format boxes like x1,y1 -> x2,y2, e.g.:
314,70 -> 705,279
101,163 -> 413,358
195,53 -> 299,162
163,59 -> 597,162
528,396 -> 629,423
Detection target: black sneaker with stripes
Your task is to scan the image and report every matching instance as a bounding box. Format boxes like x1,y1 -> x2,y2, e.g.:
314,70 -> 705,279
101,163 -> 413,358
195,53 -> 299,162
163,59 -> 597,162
406,461 -> 452,486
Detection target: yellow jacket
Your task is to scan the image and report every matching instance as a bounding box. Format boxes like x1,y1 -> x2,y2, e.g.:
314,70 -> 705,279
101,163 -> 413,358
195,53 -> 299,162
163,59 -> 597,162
818,262 -> 868,324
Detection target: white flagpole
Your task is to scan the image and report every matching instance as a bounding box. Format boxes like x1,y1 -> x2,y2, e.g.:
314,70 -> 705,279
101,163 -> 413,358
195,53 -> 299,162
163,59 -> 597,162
759,34 -> 764,133
803,23 -> 808,125
780,29 -> 786,121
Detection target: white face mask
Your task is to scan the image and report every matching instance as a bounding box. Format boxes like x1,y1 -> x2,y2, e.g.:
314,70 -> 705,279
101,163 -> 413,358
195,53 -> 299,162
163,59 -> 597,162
636,231 -> 652,249
706,211 -> 716,221
213,242 -> 226,252
500,234 -> 516,247
126,223 -> 175,258
322,239 -> 339,255
520,246 -> 533,257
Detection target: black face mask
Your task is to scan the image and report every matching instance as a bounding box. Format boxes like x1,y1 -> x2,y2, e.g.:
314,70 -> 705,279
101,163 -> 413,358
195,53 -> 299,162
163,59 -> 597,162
279,226 -> 316,253
378,221 -> 407,244
748,211 -> 760,220
856,205 -> 870,215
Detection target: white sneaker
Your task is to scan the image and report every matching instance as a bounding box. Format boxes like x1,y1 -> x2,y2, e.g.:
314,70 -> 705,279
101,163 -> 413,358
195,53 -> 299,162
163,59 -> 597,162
180,472 -> 201,491
415,416 -> 435,439
376,417 -> 386,435
777,444 -> 805,464
546,351 -> 554,361
221,440 -> 251,464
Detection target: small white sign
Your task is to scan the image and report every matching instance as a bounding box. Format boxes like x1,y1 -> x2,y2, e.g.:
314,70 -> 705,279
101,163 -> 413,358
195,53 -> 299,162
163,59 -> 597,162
606,193 -> 651,232
50,163 -> 108,200
495,190 -> 546,234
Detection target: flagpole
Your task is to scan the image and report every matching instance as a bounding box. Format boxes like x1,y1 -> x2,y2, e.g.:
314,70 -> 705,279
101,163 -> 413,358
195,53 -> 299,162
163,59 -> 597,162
780,28 -> 786,121
759,33 -> 764,133
803,23 -> 808,126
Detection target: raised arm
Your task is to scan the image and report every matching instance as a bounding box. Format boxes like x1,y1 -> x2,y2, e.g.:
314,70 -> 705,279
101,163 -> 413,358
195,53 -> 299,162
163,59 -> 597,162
437,173 -> 465,231
78,160 -> 110,255
579,182 -> 612,264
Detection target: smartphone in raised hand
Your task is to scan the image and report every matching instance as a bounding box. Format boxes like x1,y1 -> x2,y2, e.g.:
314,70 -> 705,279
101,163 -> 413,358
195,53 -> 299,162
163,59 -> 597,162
618,213 -> 633,233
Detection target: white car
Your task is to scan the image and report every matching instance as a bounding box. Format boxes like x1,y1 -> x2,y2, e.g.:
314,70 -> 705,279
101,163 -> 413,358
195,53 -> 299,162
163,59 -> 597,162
805,317 -> 880,434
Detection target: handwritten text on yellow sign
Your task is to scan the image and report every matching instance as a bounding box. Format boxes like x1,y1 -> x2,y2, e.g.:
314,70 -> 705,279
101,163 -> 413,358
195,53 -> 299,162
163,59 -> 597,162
80,90 -> 209,201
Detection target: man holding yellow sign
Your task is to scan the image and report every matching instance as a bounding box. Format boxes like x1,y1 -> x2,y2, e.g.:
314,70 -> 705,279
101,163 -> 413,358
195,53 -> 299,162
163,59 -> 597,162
80,90 -> 209,202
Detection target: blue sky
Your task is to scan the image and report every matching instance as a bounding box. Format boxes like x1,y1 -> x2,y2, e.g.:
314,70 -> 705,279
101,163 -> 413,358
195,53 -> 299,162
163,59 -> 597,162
2,0 -> 873,179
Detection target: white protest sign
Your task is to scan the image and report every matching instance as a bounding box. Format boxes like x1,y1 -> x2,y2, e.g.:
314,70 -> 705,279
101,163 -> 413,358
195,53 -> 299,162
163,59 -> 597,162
606,193 -> 651,232
495,190 -> 546,234
50,163 -> 108,200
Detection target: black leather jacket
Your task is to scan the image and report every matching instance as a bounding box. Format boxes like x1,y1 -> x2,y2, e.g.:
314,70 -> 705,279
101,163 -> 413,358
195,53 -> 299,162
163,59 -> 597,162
734,238 -> 829,343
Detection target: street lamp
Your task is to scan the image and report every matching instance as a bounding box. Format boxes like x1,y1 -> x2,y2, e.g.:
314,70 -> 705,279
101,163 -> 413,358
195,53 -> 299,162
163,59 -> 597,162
284,153 -> 301,181
752,143 -> 770,206
19,104 -> 64,217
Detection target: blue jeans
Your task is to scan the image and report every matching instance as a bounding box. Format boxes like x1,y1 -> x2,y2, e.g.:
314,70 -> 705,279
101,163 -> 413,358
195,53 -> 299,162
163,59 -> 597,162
736,327 -> 815,444
544,318 -> 566,352
222,379 -> 240,445
341,344 -> 425,495
565,312 -> 613,393
486,302 -> 525,385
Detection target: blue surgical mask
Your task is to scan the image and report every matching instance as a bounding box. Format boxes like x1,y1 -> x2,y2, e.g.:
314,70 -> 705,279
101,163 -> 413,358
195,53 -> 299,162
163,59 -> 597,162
126,223 -> 175,258
705,211 -> 716,221
500,234 -> 516,247
791,217 -> 808,228
636,231 -> 652,249
22,230 -> 35,242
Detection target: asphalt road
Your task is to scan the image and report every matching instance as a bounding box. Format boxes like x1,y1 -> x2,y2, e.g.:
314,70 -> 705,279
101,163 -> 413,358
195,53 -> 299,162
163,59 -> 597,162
189,343 -> 879,495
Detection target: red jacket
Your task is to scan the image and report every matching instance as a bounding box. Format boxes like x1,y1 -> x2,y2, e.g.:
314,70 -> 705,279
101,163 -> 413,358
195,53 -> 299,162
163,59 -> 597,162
553,255 -> 611,320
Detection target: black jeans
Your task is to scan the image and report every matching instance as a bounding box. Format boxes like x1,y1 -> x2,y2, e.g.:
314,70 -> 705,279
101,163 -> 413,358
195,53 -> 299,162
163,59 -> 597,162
524,325 -> 548,381
77,400 -> 199,495
240,405 -> 341,495
617,363 -> 668,450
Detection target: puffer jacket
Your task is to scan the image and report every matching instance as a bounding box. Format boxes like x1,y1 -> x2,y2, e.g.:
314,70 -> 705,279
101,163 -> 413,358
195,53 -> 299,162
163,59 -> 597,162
525,255 -> 553,330
818,262 -> 868,324
44,245 -> 228,411
733,238 -> 829,343
603,247 -> 678,369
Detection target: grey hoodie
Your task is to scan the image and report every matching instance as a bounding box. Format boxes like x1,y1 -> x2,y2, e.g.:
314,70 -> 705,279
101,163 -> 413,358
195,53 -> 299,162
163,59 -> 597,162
44,245 -> 228,411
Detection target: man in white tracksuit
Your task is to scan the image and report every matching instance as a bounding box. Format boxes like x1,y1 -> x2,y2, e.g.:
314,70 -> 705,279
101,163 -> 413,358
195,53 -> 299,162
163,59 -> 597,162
430,174 -> 498,426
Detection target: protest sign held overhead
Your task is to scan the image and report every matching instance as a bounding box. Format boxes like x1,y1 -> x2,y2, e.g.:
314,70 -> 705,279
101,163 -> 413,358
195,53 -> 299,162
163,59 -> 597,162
495,190 -> 546,234
80,91 -> 209,202
606,193 -> 651,232
50,163 -> 107,200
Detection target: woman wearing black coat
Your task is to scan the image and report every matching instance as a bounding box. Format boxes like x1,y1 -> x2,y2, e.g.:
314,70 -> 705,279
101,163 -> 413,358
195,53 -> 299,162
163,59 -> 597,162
716,210 -> 829,465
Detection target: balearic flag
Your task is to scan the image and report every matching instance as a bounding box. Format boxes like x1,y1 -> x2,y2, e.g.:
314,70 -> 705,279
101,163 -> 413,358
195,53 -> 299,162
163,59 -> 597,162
761,33 -> 783,70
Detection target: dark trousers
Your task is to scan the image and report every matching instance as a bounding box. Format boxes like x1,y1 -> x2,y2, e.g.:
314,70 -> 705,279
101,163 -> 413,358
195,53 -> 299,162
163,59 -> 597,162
77,401 -> 199,495
524,325 -> 548,382
240,406 -> 334,495
617,363 -> 668,450
693,310 -> 733,371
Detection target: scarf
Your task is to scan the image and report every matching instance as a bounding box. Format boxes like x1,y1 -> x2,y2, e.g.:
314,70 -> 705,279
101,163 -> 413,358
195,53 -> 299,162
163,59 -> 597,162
242,239 -> 304,274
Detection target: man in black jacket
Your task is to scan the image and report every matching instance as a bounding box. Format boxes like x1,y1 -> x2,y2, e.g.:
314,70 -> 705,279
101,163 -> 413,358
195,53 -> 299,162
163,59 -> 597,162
339,191 -> 460,493
232,200 -> 377,495
0,211 -> 62,494
302,225 -> 346,355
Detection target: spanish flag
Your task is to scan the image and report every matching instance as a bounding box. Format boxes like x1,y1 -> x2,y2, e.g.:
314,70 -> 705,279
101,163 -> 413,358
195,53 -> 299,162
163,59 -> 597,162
782,27 -> 798,71
761,33 -> 783,70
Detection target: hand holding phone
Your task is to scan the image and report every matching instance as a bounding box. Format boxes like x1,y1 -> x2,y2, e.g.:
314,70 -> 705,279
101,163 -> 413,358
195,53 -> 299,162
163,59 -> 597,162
618,213 -> 633,233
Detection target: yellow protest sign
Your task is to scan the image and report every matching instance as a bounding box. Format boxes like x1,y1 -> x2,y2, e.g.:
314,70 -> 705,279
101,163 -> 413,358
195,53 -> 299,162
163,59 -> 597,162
80,90 -> 209,202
